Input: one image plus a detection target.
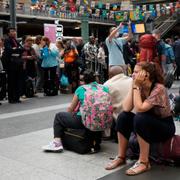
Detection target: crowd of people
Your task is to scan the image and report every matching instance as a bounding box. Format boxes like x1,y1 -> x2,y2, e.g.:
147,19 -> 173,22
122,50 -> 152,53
0,24 -> 180,175
0,27 -> 108,104
0,25 -> 180,102
41,23 -> 179,176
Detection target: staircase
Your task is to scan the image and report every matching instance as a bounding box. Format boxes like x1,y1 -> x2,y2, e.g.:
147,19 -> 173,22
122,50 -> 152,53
154,11 -> 180,37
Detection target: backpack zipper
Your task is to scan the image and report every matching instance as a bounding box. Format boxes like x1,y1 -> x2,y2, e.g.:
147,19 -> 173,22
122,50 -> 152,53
64,131 -> 84,139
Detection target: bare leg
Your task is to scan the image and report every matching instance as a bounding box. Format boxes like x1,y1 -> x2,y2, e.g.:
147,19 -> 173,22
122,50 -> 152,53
105,132 -> 128,170
117,132 -> 128,157
126,134 -> 150,175
137,134 -> 150,162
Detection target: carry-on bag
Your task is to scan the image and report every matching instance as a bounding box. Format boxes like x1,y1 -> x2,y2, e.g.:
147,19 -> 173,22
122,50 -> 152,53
61,128 -> 102,154
44,71 -> 58,96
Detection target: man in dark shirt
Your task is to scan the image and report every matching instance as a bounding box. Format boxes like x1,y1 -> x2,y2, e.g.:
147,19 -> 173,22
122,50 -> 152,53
152,29 -> 166,73
3,27 -> 24,103
174,36 -> 180,80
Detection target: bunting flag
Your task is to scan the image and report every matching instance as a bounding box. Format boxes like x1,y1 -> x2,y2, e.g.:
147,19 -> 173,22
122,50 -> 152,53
95,9 -> 100,17
156,4 -> 161,16
79,5 -> 84,15
83,0 -> 89,5
109,11 -> 114,19
87,7 -> 92,15
114,12 -> 123,22
160,4 -> 166,15
91,1 -> 95,8
31,0 -> 38,4
142,5 -> 146,12
134,7 -> 140,21
129,4 -> 133,11
76,0 -> 81,6
112,4 -> 118,11
129,10 -> 134,21
121,0 -> 131,11
169,3 -> 175,15
102,9 -> 107,18
98,2 -> 103,9
70,5 -> 76,12
106,3 -> 110,10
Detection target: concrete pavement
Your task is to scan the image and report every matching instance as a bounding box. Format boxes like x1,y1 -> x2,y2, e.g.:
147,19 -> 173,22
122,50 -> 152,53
0,81 -> 179,180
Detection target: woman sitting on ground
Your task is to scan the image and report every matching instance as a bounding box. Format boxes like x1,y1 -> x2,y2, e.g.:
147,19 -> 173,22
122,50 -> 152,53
105,62 -> 175,176
42,70 -> 108,152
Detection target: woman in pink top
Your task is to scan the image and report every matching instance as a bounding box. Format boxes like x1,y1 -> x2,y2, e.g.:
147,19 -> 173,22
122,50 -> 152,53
105,62 -> 175,175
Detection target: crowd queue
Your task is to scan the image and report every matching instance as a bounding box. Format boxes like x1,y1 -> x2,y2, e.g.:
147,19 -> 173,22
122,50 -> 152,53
0,24 -> 180,175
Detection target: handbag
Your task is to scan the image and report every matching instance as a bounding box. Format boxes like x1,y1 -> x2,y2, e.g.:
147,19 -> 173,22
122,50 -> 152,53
60,74 -> 69,87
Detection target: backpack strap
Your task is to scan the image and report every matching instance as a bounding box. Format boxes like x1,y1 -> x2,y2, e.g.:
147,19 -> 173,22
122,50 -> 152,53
114,40 -> 123,54
83,84 -> 104,92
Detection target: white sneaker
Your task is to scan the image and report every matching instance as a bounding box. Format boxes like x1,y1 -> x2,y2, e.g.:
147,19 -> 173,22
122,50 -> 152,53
42,141 -> 63,152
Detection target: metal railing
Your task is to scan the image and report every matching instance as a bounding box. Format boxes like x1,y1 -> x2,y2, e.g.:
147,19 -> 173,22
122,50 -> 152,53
0,4 -> 116,25
157,15 -> 179,37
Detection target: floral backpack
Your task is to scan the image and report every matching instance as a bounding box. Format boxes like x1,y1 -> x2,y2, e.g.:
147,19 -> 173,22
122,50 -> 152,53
80,84 -> 113,131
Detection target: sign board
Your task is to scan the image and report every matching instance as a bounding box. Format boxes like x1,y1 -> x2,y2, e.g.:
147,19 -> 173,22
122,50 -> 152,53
44,24 -> 56,43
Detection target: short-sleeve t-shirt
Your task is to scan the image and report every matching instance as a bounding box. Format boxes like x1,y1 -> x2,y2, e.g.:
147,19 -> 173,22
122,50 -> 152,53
142,83 -> 172,118
105,37 -> 127,66
75,82 -> 109,115
157,40 -> 166,57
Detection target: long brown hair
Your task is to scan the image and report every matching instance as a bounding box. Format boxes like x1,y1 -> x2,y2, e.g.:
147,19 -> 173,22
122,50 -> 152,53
137,62 -> 164,84
42,36 -> 50,47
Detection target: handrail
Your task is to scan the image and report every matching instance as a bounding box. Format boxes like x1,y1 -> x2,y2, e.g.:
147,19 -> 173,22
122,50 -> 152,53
0,5 -> 116,25
157,15 -> 178,37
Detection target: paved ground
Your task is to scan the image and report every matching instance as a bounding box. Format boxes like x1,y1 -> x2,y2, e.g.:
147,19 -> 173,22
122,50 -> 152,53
0,81 -> 179,180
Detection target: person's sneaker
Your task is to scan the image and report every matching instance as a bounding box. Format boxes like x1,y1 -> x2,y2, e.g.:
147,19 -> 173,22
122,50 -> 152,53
42,141 -> 63,152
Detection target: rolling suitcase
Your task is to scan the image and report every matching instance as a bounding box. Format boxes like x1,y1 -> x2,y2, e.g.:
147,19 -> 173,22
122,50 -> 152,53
0,70 -> 7,100
44,71 -> 58,96
25,78 -> 34,98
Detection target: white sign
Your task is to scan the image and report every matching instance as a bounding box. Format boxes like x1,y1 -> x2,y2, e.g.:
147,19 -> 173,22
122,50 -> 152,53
55,20 -> 63,40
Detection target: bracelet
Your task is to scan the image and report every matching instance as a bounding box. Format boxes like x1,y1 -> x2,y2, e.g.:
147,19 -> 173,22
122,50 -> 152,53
133,87 -> 140,90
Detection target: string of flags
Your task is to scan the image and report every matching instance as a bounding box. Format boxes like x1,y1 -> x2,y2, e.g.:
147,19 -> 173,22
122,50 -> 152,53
30,0 -> 180,22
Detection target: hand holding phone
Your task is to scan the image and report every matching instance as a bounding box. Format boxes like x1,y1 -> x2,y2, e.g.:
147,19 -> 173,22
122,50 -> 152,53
118,22 -> 123,29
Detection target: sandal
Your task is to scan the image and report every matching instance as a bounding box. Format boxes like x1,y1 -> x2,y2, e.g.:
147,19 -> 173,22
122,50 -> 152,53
126,161 -> 151,176
105,156 -> 126,170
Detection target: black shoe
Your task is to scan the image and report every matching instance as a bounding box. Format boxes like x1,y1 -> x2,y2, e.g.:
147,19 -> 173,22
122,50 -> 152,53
9,100 -> 15,104
9,100 -> 21,104
89,144 -> 101,154
16,100 -> 21,103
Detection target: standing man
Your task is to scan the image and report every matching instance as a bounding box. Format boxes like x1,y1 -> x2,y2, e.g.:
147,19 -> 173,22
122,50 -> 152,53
152,29 -> 166,73
173,35 -> 180,80
105,22 -> 133,74
83,36 -> 98,72
3,27 -> 24,103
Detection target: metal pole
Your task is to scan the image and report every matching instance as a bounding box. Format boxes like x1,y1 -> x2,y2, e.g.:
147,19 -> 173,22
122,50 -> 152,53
10,0 -> 16,29
81,15 -> 89,43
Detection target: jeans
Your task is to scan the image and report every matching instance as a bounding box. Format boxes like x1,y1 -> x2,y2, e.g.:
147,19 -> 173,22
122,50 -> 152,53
53,112 -> 85,138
